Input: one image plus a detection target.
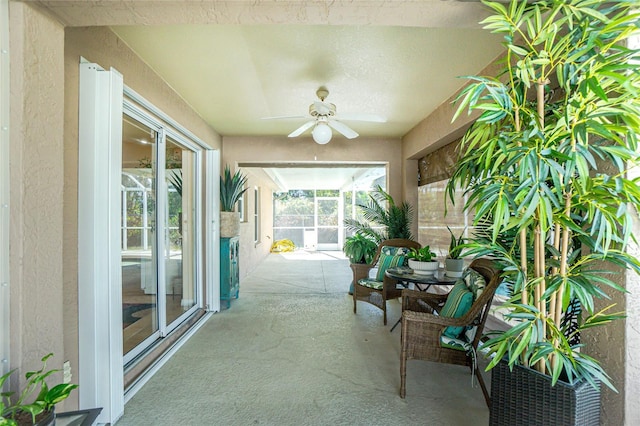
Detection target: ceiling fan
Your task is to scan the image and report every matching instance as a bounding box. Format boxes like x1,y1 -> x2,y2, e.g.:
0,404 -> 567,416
262,87 -> 386,144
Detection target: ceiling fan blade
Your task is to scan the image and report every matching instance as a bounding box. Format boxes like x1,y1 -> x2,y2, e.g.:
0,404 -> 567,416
335,113 -> 386,123
261,114 -> 307,120
328,120 -> 358,139
288,120 -> 315,138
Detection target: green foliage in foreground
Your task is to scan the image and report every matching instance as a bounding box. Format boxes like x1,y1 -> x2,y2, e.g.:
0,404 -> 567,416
447,0 -> 640,390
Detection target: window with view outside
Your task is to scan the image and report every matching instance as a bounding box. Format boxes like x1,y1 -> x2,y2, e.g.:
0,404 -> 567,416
272,170 -> 386,250
273,190 -> 315,247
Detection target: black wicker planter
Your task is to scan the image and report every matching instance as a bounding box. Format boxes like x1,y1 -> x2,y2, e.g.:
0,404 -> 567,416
490,359 -> 601,426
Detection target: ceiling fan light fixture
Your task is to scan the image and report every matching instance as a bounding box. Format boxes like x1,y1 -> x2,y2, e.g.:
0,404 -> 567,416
312,122 -> 332,144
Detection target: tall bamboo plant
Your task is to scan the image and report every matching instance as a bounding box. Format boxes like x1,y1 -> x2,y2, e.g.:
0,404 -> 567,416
447,0 -> 640,389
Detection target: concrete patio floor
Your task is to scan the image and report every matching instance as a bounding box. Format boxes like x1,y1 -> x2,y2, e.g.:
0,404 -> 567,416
116,250 -> 490,425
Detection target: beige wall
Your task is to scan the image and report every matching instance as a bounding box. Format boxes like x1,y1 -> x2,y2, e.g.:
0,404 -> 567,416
625,231 -> 640,424
8,0 -> 67,403
64,27 -> 221,151
236,169 -> 277,279
581,157 -> 637,425
583,268 -> 626,425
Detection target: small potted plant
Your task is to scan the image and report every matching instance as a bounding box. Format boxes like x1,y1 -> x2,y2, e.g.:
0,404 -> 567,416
344,232 -> 378,295
406,246 -> 438,276
445,227 -> 465,278
1,353 -> 78,426
220,165 -> 248,238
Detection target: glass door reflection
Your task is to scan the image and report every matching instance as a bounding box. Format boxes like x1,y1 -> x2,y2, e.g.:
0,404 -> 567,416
165,137 -> 197,327
121,116 -> 159,358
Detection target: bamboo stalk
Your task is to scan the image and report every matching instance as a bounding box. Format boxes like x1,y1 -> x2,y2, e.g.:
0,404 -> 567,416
515,108 -> 528,307
539,226 -> 547,373
520,229 -> 528,304
555,194 -> 572,325
549,223 -> 561,323
534,226 -> 545,373
539,227 -> 547,315
537,82 -> 545,128
534,227 -> 542,310
535,79 -> 548,374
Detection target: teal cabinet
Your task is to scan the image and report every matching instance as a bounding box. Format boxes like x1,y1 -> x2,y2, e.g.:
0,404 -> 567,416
220,237 -> 239,308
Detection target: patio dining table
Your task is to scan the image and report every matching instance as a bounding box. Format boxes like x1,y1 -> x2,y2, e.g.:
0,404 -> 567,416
385,266 -> 458,332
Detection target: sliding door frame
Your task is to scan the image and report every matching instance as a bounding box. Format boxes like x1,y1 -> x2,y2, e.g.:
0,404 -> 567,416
79,60 -> 219,425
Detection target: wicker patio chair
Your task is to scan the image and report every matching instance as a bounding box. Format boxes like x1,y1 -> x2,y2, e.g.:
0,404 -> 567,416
399,258 -> 501,407
351,238 -> 421,325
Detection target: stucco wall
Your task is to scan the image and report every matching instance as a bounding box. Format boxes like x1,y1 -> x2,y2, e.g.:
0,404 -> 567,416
578,154 -> 636,426
222,135 -> 403,275
625,230 -> 640,425
236,168 -> 277,279
582,260 -> 627,425
8,0 -> 68,404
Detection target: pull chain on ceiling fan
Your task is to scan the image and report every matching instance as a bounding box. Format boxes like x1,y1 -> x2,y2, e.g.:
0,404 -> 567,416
262,87 -> 386,144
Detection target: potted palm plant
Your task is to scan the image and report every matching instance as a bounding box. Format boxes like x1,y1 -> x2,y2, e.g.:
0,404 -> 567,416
220,165 -> 248,238
343,185 -> 414,243
445,226 -> 465,278
344,185 -> 415,294
1,353 -> 78,426
447,0 -> 640,424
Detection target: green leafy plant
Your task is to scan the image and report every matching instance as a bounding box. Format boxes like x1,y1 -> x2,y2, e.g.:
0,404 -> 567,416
446,227 -> 465,259
1,353 -> 78,425
167,169 -> 182,197
220,165 -> 248,212
343,185 -> 414,243
447,0 -> 640,390
407,246 -> 437,262
343,233 -> 378,264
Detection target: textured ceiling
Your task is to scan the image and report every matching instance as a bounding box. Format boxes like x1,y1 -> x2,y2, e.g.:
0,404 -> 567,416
36,0 -> 506,189
110,24 -> 503,139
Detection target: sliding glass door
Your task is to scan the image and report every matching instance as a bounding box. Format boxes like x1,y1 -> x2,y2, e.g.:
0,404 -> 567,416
121,117 -> 159,356
121,110 -> 200,363
164,136 -> 197,325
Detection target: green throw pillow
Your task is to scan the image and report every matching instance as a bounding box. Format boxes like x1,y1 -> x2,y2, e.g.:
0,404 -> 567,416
440,279 -> 474,339
375,247 -> 407,282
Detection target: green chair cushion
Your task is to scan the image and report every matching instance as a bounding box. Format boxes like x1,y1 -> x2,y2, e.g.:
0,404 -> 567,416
440,335 -> 472,352
375,246 -> 410,282
440,279 -> 474,338
358,278 -> 384,290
